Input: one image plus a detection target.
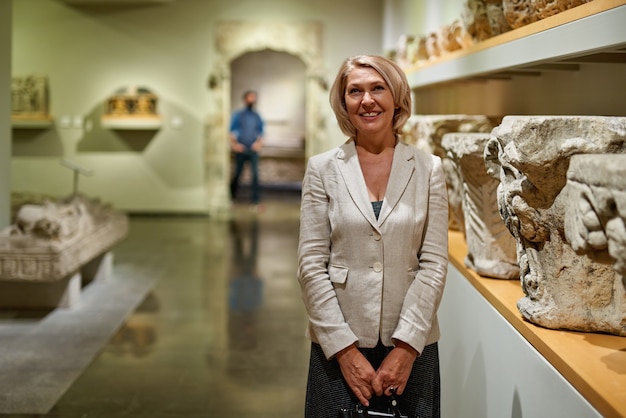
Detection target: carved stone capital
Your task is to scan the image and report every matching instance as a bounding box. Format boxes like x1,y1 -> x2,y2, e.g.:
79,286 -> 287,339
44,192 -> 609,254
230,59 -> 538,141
443,132 -> 518,279
484,116 -> 626,336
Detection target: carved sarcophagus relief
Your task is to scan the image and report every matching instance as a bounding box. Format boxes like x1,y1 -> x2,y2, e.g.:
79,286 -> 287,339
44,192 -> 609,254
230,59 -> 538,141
484,116 -> 626,336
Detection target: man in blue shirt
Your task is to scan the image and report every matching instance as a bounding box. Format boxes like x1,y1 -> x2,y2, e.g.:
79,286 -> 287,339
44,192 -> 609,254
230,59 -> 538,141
229,90 -> 265,209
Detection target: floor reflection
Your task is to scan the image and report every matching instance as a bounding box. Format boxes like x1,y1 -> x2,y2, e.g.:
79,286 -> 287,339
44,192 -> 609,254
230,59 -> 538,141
107,291 -> 160,358
228,217 -> 263,351
44,198 -> 309,417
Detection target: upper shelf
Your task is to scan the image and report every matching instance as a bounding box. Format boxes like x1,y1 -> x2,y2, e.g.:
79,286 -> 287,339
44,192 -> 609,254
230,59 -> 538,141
100,115 -> 162,130
11,116 -> 53,129
406,1 -> 626,89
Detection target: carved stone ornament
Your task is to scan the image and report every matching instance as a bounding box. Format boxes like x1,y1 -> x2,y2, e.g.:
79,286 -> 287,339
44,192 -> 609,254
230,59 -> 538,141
531,0 -> 592,20
0,194 -> 128,282
564,153 -> 626,291
443,132 -> 519,279
484,116 -> 626,336
462,0 -> 493,42
502,0 -> 541,29
400,115 -> 494,232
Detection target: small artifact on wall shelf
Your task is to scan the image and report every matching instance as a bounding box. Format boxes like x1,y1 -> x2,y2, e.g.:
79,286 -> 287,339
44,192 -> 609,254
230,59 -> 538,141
103,86 -> 160,119
11,75 -> 51,121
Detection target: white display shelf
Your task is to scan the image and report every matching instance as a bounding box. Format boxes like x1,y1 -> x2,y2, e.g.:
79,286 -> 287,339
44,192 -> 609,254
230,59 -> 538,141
406,1 -> 626,89
11,117 -> 53,129
447,230 -> 626,418
100,116 -> 162,130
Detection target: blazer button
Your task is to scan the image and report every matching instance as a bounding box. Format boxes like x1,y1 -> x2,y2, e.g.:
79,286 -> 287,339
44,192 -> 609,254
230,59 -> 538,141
373,231 -> 381,241
373,262 -> 383,272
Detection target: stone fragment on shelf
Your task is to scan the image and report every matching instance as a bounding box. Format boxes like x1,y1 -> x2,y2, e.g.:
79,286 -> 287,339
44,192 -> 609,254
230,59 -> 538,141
502,0 -> 541,29
531,0 -> 592,20
443,132 -> 519,279
484,115 -> 626,336
400,114 -> 494,232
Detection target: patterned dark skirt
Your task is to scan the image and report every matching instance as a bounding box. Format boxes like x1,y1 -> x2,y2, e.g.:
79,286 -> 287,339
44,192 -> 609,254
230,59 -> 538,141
304,340 -> 440,418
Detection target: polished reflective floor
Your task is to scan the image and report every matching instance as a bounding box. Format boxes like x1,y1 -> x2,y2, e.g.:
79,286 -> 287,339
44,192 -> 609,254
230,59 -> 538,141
25,193 -> 309,417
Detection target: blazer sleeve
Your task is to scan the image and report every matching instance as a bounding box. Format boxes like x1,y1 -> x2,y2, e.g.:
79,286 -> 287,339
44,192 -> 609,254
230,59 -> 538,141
297,156 -> 359,359
392,154 -> 449,355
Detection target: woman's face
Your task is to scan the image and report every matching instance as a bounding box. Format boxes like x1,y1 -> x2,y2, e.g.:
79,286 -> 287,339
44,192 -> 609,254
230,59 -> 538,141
344,66 -> 395,138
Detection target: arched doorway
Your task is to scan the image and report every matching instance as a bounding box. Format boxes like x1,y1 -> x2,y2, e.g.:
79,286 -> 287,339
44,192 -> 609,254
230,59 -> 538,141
230,50 -> 306,196
204,21 -> 328,218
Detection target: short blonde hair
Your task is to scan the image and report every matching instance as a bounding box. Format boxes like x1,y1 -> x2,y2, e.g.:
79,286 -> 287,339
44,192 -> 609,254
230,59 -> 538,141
329,55 -> 412,139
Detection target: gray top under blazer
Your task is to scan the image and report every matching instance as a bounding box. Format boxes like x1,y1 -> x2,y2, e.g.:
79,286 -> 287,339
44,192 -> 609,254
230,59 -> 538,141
297,139 -> 449,360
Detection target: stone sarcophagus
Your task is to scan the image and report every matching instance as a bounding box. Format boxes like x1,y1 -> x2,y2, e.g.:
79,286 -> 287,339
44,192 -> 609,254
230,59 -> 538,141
0,194 -> 128,282
443,132 -> 518,279
0,194 -> 128,308
484,116 -> 626,336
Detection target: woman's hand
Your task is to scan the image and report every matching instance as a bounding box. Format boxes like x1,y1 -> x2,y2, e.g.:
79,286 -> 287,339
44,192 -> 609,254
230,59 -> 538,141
372,341 -> 418,397
336,344 -> 376,407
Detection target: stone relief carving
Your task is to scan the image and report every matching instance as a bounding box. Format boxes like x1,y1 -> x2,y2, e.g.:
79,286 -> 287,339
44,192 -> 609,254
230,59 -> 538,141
502,0 -> 541,28
443,132 -> 519,279
11,75 -> 49,118
532,0 -> 593,20
486,0 -> 513,36
0,194 -> 128,282
391,0 -> 593,69
484,116 -> 626,336
400,114 -> 494,232
565,154 -> 626,280
459,0 -> 511,44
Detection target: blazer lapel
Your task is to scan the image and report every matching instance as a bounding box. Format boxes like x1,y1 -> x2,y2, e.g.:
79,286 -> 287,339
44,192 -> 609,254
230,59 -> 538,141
378,142 -> 415,225
336,140 -> 379,227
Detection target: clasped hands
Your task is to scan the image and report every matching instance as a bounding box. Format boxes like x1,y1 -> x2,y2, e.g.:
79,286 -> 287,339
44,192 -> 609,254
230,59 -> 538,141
336,341 -> 418,407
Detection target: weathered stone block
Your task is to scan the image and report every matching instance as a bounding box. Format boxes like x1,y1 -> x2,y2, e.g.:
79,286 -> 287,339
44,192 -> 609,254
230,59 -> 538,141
485,115 -> 626,336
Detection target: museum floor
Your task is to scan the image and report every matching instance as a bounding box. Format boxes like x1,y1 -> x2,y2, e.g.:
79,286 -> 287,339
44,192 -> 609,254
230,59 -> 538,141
1,191 -> 309,417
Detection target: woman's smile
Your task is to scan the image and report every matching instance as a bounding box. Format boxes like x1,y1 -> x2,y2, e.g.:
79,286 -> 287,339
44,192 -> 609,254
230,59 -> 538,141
344,67 -> 395,136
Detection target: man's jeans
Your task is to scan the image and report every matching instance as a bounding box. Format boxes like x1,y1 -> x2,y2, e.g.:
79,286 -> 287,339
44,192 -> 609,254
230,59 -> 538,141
230,149 -> 260,204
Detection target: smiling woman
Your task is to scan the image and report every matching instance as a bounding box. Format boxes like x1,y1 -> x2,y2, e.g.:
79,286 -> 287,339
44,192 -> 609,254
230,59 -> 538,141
298,55 -> 449,418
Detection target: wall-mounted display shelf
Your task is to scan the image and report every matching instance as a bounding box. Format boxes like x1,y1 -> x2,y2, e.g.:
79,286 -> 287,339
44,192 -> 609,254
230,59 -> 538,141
406,1 -> 626,89
100,116 -> 162,130
11,116 -> 53,129
448,230 -> 626,418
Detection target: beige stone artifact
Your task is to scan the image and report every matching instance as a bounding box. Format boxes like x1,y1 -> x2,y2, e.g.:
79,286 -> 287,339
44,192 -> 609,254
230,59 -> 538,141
462,0 -> 493,42
502,0 -> 540,29
401,114 -> 494,232
531,0 -> 592,20
565,153 -> 626,286
461,0 -> 512,42
443,132 -> 519,279
484,116 -> 626,336
0,194 -> 128,282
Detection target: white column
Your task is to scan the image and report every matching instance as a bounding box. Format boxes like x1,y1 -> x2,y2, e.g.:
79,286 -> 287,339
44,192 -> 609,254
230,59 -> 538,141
0,0 -> 12,229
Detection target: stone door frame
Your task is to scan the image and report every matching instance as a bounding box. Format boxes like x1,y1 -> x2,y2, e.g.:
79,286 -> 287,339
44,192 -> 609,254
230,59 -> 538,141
204,21 -> 327,217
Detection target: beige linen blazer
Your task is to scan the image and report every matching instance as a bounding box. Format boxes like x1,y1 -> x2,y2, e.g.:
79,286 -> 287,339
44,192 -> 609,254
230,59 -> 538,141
297,139 -> 449,360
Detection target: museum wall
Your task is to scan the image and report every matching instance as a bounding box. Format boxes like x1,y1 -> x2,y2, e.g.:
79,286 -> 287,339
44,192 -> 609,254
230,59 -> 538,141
383,0 -> 465,52
0,1 -> 11,229
9,0 -> 383,213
